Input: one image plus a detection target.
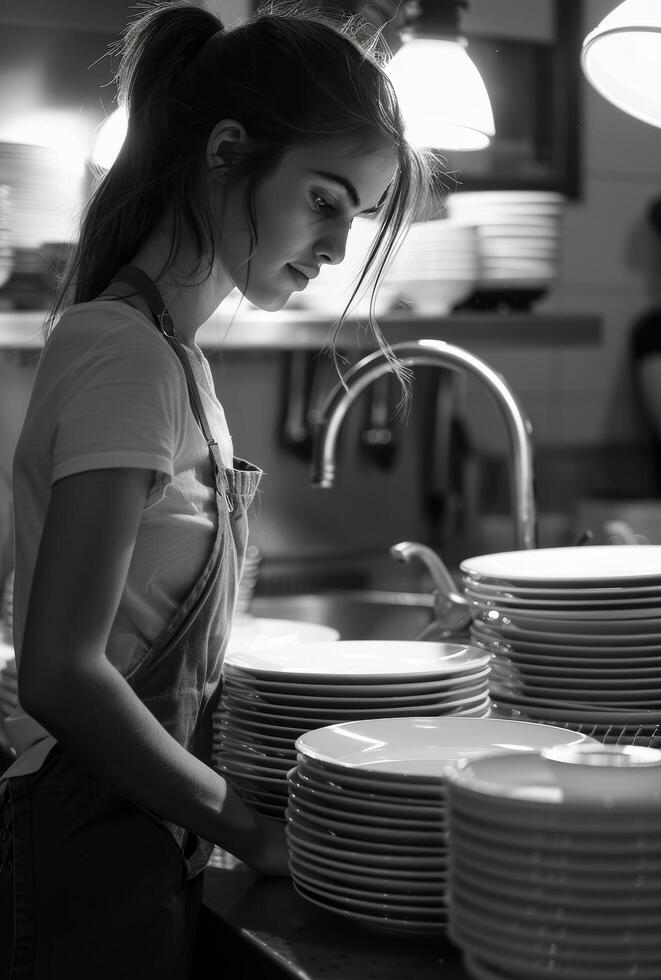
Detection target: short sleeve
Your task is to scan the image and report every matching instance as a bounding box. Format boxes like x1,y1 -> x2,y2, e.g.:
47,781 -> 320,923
52,323 -> 186,502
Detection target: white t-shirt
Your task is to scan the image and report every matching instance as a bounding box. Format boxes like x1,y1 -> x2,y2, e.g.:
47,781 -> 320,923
9,299 -> 234,757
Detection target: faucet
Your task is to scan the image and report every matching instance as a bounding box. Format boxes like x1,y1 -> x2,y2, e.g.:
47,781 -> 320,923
310,339 -> 537,550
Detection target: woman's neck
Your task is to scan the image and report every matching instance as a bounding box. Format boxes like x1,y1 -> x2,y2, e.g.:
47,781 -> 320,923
126,217 -> 235,345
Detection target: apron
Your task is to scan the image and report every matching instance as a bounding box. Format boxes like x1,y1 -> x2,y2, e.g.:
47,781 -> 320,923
0,266 -> 262,979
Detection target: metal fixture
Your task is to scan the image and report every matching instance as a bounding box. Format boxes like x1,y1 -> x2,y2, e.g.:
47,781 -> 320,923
389,540 -> 472,637
311,338 -> 536,550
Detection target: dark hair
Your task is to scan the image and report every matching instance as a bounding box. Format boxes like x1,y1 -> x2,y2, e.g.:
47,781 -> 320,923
47,0 -> 440,401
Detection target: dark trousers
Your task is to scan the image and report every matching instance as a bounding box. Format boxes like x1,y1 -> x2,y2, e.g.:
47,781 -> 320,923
0,748 -> 203,979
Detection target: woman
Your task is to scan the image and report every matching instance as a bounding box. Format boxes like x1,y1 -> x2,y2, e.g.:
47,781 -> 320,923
0,2 -> 434,976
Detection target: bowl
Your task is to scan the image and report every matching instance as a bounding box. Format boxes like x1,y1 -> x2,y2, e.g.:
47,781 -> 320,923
541,743 -> 661,806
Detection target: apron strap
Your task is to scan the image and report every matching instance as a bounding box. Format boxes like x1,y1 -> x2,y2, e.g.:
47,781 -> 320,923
111,265 -> 230,504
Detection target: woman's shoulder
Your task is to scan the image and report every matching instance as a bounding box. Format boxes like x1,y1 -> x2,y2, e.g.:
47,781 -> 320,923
48,299 -> 184,372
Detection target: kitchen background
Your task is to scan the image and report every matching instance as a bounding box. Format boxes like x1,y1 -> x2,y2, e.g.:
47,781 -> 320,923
1,0 -> 661,597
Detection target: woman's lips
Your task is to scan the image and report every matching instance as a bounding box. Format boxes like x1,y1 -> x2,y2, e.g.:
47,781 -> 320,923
287,265 -> 309,289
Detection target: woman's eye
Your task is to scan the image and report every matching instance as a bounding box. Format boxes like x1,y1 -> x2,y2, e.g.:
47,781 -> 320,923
310,192 -> 336,215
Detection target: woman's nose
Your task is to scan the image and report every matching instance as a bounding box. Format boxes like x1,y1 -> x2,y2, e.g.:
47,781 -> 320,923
315,223 -> 350,266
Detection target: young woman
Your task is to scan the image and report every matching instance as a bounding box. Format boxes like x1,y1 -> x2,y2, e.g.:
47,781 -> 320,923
0,2 -> 433,976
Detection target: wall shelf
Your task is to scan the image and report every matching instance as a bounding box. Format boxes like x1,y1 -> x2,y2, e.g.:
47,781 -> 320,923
0,309 -> 602,351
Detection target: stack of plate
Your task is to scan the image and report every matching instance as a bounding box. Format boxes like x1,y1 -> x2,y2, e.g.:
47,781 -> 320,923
388,219 -> 479,314
461,545 -> 661,747
287,717 -> 596,936
446,191 -> 564,309
214,640 -> 491,818
446,743 -> 661,980
0,143 -> 83,248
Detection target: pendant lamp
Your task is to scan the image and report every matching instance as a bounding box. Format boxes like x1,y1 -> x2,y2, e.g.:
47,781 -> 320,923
582,0 -> 661,128
385,0 -> 495,150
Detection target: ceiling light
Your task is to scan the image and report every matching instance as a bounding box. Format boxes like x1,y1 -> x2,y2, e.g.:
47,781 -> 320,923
385,0 -> 495,151
582,0 -> 661,128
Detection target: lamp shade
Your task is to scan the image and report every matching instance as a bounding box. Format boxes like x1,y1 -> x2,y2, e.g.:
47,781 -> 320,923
582,0 -> 661,128
386,37 -> 495,150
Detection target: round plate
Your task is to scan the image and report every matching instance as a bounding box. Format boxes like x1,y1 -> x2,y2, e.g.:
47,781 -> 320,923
287,830 -> 448,879
288,784 -> 441,831
476,609 -> 661,634
223,640 -> 489,680
460,546 -> 661,587
465,577 -> 661,600
286,821 -> 448,869
446,748 -> 661,807
473,620 -> 661,647
227,617 -> 339,654
286,801 -> 445,845
465,585 -> 661,610
290,867 -> 446,916
291,879 -> 444,935
223,664 -> 491,697
288,849 -> 446,895
295,716 -> 594,779
289,768 -> 442,820
490,686 -> 661,723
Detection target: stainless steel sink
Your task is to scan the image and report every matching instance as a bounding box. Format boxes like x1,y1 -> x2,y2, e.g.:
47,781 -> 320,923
250,590 -> 435,641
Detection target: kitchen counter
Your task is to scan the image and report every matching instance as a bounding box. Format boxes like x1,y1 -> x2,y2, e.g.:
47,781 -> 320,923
197,850 -> 469,980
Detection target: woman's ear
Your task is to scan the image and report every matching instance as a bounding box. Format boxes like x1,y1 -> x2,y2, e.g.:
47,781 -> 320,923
206,119 -> 251,176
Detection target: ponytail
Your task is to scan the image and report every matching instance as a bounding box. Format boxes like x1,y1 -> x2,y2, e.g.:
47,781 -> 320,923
46,2 -> 223,332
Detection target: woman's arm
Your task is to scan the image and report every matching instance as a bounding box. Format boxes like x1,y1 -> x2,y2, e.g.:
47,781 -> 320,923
18,467 -> 287,875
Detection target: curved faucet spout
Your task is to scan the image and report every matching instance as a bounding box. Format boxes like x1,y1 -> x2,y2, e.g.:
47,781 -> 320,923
311,339 -> 536,550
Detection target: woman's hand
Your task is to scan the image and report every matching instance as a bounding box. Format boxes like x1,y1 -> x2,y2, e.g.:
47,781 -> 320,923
244,813 -> 290,877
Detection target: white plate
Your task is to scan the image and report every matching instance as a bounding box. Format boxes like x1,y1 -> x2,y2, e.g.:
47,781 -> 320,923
477,602 -> 661,622
445,748 -> 661,806
477,631 -> 661,658
452,898 -> 661,962
291,880 -> 444,935
296,757 -> 447,799
465,586 -> 661,611
290,865 -> 446,915
448,803 -> 661,855
222,664 -> 491,696
285,822 -> 448,870
286,810 -> 444,856
289,857 -> 446,909
473,621 -> 661,647
221,678 -> 488,709
465,576 -> 661,600
220,693 -> 491,725
289,768 -> 442,820
288,783 -> 442,831
452,844 -> 661,895
490,685 -> 661,721
287,829 -> 448,877
475,608 -> 661,636
286,801 -> 445,845
295,716 -> 594,779
450,915 -> 661,978
461,546 -> 661,586
223,640 -> 489,680
288,849 -> 447,894
227,617 -> 340,654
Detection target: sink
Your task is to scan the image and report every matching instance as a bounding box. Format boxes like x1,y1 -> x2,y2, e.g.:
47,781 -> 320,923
250,590 -> 435,641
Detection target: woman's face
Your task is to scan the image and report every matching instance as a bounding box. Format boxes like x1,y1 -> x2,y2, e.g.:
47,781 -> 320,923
216,139 -> 398,311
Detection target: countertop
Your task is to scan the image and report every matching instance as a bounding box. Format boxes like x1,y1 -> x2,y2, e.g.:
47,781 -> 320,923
0,308 -> 601,350
198,850 -> 470,980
